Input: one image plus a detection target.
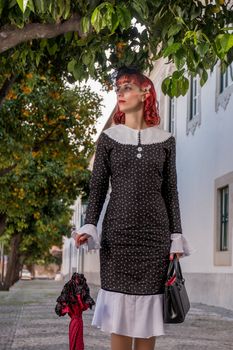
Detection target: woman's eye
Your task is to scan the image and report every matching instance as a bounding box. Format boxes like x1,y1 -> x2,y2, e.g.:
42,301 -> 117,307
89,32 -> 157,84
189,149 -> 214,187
115,85 -> 132,93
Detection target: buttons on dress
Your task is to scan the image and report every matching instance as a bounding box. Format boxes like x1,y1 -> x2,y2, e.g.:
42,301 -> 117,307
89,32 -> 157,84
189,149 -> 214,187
137,147 -> 142,152
137,153 -> 142,158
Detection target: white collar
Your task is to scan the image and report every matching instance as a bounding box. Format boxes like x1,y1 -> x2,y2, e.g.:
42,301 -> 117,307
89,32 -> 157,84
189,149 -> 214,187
103,124 -> 172,145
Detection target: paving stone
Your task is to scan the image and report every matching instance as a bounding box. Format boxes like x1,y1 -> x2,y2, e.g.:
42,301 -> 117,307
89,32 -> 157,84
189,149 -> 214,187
0,279 -> 232,349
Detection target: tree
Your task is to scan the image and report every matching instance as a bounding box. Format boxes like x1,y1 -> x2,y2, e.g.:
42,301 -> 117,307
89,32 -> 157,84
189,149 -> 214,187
0,0 -> 232,103
0,71 -> 102,289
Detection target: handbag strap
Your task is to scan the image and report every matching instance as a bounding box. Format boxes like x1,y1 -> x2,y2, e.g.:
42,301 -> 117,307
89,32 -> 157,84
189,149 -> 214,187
167,255 -> 184,281
173,256 -> 184,281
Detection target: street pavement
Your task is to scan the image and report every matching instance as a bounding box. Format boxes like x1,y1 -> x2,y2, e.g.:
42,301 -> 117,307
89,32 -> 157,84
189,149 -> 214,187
0,279 -> 233,350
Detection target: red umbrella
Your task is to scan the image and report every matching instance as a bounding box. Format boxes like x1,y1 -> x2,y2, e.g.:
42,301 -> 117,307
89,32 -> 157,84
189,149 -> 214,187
55,273 -> 95,350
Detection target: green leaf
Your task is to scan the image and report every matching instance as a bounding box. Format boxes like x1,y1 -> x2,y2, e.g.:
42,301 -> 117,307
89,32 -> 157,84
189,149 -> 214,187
125,51 -> 135,66
34,0 -> 46,13
102,3 -> 115,31
110,12 -> 120,33
200,69 -> 208,87
163,43 -> 181,57
19,48 -> 28,65
67,59 -> 77,73
11,50 -> 20,61
216,34 -> 233,54
91,7 -> 102,33
57,0 -> 65,18
35,53 -> 41,67
27,0 -> 35,12
170,78 -> 178,97
40,39 -> 47,49
47,43 -> 58,56
179,76 -> 189,96
172,69 -> 185,79
73,64 -> 84,81
132,0 -> 149,19
64,32 -> 73,43
16,0 -> 29,13
116,4 -> 131,29
190,4 -> 201,21
0,0 -> 5,15
174,48 -> 186,70
161,77 -> 171,95
64,0 -> 70,19
82,52 -> 93,66
167,24 -> 182,38
81,16 -> 90,33
196,42 -> 210,57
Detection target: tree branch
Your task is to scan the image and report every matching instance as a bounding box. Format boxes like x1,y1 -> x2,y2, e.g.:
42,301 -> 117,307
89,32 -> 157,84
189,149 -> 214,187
0,165 -> 17,177
0,14 -> 85,53
33,124 -> 61,151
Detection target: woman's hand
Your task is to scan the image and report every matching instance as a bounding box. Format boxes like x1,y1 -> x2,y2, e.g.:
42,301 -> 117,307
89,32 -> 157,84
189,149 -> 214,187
75,233 -> 91,248
169,253 -> 182,261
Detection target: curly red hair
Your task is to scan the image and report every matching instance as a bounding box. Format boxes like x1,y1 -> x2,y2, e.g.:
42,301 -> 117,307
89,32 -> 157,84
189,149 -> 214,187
112,67 -> 160,126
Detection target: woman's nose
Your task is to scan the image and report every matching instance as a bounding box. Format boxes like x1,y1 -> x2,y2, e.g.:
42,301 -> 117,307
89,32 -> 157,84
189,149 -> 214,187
117,89 -> 123,97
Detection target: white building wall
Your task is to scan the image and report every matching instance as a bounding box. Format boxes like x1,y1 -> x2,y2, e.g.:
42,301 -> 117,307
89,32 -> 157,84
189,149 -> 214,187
151,60 -> 233,309
61,189 -> 111,284
176,69 -> 233,274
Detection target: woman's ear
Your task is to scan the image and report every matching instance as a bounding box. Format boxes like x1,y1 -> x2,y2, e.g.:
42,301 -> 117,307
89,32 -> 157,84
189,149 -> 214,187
141,91 -> 149,102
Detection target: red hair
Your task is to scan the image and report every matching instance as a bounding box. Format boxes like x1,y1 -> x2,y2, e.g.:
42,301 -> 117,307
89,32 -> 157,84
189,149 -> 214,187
112,68 -> 160,126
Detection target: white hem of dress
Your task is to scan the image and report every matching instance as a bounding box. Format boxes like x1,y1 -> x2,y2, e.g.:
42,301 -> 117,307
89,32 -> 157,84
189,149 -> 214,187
91,289 -> 165,338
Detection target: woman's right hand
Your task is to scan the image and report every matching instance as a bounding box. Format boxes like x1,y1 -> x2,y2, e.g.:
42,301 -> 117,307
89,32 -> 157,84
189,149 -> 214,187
75,233 -> 91,248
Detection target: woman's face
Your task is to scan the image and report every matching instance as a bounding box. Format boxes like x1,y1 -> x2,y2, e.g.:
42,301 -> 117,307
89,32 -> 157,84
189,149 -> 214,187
115,79 -> 145,114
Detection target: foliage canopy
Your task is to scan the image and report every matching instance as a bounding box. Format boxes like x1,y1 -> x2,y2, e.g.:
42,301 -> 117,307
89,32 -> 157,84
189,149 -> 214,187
0,0 -> 232,97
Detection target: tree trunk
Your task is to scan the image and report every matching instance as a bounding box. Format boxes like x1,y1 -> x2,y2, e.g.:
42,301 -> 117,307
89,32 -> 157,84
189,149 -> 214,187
0,232 -> 22,291
0,214 -> 6,236
27,264 -> 35,278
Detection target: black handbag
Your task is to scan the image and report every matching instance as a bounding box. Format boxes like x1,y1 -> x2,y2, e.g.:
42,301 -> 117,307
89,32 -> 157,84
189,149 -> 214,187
163,255 -> 190,323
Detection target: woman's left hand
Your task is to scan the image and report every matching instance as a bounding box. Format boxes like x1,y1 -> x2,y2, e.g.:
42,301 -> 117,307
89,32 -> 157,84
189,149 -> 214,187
169,253 -> 182,261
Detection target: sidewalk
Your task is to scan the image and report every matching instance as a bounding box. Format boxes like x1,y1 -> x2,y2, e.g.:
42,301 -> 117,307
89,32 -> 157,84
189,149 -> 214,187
0,279 -> 233,350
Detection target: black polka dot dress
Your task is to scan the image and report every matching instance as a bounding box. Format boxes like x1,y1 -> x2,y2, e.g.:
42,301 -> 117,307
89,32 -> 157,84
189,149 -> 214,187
77,123 -> 187,338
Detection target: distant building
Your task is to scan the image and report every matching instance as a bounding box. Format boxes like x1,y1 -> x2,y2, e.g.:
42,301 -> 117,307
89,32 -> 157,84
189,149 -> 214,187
62,118 -> 113,283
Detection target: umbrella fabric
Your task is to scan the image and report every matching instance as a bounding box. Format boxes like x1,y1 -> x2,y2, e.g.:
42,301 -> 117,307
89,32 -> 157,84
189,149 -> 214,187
55,273 -> 95,350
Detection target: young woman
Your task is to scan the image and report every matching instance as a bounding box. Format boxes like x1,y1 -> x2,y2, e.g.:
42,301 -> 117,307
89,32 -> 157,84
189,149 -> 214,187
74,67 -> 191,350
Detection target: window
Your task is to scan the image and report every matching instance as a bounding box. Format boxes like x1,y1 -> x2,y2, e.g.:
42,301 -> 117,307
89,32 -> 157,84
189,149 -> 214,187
220,62 -> 233,94
186,76 -> 201,135
189,76 -> 199,121
168,97 -> 175,135
219,186 -> 229,251
214,172 -> 233,266
216,61 -> 233,111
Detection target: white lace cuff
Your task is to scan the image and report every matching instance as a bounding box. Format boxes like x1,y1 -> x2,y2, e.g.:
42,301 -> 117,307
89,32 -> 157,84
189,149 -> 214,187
170,233 -> 194,257
72,224 -> 100,251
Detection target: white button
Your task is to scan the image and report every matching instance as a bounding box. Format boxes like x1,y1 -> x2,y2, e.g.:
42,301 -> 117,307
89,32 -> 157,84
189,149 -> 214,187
136,153 -> 142,158
137,147 -> 142,152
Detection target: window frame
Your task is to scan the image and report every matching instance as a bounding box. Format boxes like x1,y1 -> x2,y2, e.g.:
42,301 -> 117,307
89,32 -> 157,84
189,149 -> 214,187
220,62 -> 233,94
167,96 -> 176,136
219,186 -> 229,252
214,172 -> 233,266
186,75 -> 201,135
215,61 -> 233,112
